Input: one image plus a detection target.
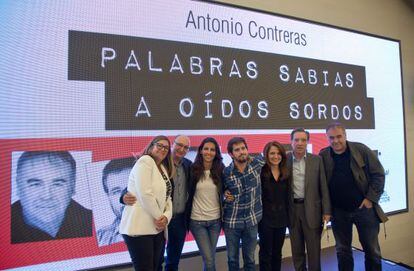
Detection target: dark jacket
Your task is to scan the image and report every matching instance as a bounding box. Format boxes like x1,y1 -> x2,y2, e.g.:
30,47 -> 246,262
185,165 -> 224,231
11,200 -> 92,243
171,157 -> 192,204
319,141 -> 388,223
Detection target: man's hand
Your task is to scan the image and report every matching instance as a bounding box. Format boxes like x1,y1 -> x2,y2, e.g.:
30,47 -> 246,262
123,192 -> 137,206
359,198 -> 373,209
224,190 -> 235,202
323,215 -> 331,223
154,215 -> 168,231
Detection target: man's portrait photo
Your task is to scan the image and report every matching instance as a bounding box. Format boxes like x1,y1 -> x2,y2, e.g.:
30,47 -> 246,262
11,151 -> 93,243
87,156 -> 135,247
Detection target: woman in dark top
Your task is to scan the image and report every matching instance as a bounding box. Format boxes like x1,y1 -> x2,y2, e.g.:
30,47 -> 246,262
258,141 -> 290,271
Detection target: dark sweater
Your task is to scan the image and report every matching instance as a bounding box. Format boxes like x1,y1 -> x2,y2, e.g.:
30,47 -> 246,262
329,147 -> 364,211
260,167 -> 289,228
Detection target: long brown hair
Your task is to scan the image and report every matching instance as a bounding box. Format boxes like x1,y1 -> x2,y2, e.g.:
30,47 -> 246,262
192,137 -> 224,186
141,135 -> 175,178
261,141 -> 289,181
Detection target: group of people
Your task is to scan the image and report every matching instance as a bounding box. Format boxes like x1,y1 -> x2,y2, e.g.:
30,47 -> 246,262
118,122 -> 387,271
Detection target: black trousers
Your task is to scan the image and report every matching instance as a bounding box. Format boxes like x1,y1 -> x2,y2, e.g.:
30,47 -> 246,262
123,232 -> 165,271
258,222 -> 287,271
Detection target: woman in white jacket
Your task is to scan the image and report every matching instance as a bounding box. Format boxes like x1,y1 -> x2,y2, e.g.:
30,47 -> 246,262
119,135 -> 174,271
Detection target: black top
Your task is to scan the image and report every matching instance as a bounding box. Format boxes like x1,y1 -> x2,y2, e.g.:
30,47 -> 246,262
11,200 -> 92,243
329,146 -> 364,211
260,166 -> 289,228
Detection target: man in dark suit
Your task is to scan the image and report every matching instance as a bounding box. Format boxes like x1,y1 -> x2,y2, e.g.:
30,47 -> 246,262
121,135 -> 192,271
287,128 -> 331,271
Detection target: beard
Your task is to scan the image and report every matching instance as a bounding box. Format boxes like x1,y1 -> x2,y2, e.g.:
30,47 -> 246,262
234,154 -> 248,164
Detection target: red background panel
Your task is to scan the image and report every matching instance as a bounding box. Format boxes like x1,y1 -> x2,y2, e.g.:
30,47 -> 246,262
0,133 -> 327,269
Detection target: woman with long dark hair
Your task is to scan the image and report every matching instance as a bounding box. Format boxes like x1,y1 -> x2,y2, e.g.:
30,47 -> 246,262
258,141 -> 290,271
186,137 -> 225,271
119,135 -> 175,271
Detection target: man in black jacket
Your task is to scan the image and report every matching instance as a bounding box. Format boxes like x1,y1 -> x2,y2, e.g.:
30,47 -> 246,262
121,135 -> 191,271
11,151 -> 92,243
319,122 -> 387,271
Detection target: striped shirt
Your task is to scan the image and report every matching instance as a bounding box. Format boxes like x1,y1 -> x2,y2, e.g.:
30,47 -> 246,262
222,155 -> 265,229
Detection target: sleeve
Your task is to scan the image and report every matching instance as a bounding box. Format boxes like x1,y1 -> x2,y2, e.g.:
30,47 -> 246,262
219,170 -> 226,194
222,168 -> 230,190
119,187 -> 128,204
364,146 -> 385,203
255,154 -> 266,167
133,156 -> 163,219
318,156 -> 332,215
163,195 -> 173,224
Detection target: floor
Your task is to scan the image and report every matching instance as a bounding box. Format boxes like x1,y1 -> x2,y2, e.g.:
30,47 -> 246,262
97,246 -> 414,271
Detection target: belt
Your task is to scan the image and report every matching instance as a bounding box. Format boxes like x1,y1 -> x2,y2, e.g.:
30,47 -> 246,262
294,198 -> 305,204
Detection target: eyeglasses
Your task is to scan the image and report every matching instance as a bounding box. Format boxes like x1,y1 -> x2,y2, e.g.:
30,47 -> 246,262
174,141 -> 190,151
154,143 -> 170,152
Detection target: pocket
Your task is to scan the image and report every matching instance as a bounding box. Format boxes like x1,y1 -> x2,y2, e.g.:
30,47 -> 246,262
357,206 -> 373,214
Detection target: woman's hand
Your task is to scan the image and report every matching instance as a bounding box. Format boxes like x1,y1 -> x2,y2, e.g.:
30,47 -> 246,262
154,215 -> 168,231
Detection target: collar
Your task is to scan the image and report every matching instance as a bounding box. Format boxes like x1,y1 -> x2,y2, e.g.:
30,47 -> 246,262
229,160 -> 250,173
329,141 -> 350,157
292,152 -> 307,161
174,158 -> 183,167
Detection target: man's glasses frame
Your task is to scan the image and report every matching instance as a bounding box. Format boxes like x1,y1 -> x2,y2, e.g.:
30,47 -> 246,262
174,141 -> 190,151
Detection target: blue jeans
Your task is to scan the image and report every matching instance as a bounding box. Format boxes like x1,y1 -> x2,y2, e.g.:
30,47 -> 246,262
163,213 -> 187,271
332,207 -> 382,271
224,224 -> 258,271
190,219 -> 221,271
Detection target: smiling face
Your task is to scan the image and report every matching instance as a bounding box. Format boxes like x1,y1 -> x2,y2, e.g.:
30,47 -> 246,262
230,142 -> 249,164
150,139 -> 170,164
267,145 -> 282,167
327,126 -> 347,154
17,157 -> 75,227
201,141 -> 217,164
172,135 -> 190,161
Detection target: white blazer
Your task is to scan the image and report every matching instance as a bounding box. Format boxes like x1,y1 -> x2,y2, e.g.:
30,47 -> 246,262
119,155 -> 172,238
